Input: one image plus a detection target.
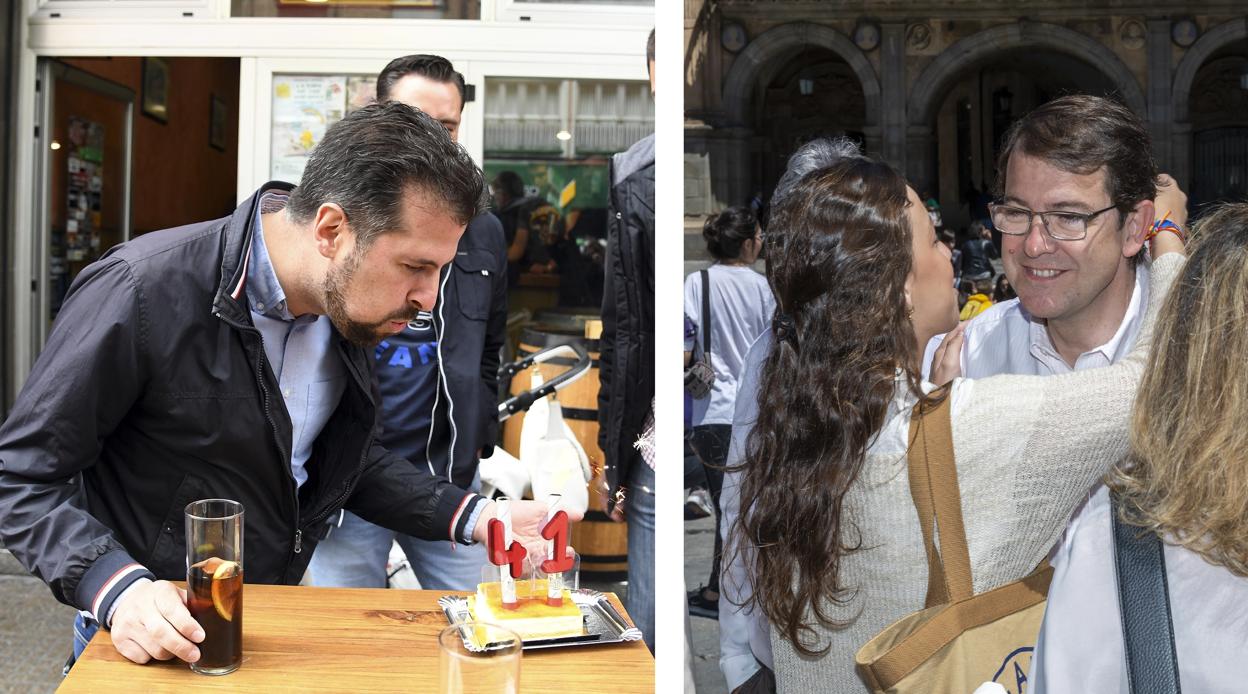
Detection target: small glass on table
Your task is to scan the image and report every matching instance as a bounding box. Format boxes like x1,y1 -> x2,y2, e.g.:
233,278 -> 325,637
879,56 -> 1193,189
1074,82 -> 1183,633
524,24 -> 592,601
439,622 -> 522,694
184,499 -> 244,675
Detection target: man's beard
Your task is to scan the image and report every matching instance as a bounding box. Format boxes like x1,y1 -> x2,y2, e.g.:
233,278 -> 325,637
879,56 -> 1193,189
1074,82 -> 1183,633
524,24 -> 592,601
323,250 -> 418,347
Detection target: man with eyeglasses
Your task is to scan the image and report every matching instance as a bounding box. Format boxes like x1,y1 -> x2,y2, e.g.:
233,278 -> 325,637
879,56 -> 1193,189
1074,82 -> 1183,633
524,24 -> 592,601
925,94 -> 1185,378
923,94 -> 1188,686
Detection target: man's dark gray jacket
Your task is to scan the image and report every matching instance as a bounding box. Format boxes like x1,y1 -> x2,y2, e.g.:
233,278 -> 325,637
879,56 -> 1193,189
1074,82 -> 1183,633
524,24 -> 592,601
597,133 -> 655,511
0,183 -> 480,624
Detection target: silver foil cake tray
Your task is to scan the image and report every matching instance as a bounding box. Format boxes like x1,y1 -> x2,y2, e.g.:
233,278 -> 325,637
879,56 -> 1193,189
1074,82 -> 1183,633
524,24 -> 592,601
438,589 -> 644,652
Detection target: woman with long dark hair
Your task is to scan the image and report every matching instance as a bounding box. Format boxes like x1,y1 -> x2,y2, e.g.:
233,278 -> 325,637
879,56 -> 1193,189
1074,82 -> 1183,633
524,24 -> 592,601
729,152 -> 1184,691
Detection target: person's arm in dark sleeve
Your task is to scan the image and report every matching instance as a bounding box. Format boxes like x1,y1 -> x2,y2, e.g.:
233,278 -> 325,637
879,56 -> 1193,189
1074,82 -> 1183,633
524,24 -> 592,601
346,442 -> 482,544
0,256 -> 156,624
597,209 -> 620,459
479,215 -> 508,458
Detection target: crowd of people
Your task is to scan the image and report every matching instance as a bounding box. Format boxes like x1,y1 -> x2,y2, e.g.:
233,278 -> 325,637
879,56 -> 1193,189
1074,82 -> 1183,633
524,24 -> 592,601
694,94 -> 1246,693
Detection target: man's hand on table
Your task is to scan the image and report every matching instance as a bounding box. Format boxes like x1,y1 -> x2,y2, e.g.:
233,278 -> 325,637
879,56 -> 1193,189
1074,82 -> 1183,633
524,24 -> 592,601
472,499 -> 584,561
110,579 -> 204,665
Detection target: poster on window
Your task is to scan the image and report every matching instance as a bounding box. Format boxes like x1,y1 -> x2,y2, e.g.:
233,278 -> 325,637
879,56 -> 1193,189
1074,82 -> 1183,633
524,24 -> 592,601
53,116 -> 105,317
270,75 -> 347,184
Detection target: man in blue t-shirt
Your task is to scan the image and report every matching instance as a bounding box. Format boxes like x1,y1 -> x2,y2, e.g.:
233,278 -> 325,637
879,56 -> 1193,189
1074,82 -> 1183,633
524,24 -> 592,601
309,55 -> 509,590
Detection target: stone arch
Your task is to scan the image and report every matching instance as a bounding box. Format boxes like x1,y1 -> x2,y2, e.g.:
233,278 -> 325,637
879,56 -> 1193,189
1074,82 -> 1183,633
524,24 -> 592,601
1173,17 -> 1248,122
721,22 -> 881,130
907,21 -> 1147,127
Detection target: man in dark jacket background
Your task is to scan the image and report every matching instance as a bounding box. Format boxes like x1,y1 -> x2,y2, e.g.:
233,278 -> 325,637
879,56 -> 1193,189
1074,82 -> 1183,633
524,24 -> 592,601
597,28 -> 656,653
0,103 -> 554,668
309,54 -> 509,592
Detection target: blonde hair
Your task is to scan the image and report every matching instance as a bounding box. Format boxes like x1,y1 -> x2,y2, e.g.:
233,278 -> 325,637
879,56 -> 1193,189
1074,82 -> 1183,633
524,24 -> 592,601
1109,203 -> 1248,575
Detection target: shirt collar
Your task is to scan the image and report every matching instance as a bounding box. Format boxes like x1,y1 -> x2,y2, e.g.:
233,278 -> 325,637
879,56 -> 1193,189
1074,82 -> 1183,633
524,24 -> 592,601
1025,262 -> 1150,368
245,192 -> 295,322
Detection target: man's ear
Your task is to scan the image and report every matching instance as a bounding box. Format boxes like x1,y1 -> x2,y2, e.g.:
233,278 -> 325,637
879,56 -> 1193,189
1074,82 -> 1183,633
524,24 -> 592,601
1122,198 -> 1154,260
312,203 -> 350,260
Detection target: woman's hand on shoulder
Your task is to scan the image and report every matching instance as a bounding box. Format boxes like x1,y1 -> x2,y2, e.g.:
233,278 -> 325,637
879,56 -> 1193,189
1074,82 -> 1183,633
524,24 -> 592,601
929,321 -> 967,386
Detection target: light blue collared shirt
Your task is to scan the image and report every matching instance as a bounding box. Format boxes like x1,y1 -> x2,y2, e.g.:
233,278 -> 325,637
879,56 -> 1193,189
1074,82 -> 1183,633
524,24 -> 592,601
246,193 -> 347,489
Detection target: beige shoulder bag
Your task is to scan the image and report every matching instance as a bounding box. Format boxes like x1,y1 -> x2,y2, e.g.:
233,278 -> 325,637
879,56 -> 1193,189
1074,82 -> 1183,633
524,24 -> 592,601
855,392 -> 1052,694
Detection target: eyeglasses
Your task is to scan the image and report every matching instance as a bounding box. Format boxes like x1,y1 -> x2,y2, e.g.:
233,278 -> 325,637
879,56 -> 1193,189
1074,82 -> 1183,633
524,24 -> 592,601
988,202 -> 1119,241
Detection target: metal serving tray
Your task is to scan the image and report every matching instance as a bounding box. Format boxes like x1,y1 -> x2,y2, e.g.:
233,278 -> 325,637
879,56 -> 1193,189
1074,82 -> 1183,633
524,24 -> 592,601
438,589 -> 643,652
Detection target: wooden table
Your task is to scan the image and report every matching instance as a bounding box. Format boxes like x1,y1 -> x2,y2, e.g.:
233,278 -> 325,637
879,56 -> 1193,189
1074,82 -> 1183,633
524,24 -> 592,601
59,584 -> 653,692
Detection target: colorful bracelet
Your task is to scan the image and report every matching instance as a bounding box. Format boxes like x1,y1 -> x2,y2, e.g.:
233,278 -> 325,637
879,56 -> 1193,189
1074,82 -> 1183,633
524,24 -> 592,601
1146,218 -> 1185,244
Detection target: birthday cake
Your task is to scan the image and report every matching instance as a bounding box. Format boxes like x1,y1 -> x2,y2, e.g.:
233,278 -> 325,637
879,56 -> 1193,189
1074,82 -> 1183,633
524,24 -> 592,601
469,579 -> 584,640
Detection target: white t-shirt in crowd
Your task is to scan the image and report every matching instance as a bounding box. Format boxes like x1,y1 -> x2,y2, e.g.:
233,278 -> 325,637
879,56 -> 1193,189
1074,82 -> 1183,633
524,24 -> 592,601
684,264 -> 774,426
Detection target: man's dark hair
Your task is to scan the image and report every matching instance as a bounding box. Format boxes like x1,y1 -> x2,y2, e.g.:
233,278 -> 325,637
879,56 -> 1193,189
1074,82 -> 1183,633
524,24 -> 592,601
493,170 -> 526,201
376,54 -> 467,113
286,102 -> 485,246
995,95 -> 1158,220
646,29 -> 655,68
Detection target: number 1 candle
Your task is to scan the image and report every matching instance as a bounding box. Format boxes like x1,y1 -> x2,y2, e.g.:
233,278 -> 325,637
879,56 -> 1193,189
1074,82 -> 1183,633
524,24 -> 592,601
540,495 -> 574,607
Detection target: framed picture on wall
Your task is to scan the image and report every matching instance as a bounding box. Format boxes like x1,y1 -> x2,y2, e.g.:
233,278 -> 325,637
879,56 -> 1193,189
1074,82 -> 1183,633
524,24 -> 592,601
210,95 -> 227,151
141,57 -> 169,123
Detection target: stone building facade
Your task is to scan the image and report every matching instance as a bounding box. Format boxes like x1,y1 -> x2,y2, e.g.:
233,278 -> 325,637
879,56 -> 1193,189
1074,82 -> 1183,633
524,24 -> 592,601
685,0 -> 1248,252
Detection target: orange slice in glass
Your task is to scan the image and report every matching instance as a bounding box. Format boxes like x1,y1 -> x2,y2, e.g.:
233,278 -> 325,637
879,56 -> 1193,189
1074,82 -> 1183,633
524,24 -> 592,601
210,560 -> 241,622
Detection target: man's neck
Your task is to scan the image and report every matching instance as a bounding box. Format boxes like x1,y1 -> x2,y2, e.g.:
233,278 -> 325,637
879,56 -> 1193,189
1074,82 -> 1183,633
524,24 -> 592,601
1043,266 -> 1136,367
260,210 -> 318,317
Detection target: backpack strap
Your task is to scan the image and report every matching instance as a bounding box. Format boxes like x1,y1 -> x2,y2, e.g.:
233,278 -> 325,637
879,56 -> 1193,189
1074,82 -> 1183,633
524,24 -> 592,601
1111,492 -> 1182,694
700,269 -> 712,357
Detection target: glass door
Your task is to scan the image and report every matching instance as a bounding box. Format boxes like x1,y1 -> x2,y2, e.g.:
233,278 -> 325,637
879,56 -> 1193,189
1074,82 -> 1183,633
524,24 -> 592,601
34,59 -> 133,345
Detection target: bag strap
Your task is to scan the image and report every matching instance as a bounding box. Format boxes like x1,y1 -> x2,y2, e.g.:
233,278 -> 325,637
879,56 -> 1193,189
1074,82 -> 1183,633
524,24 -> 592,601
700,269 -> 712,356
1111,492 -> 1182,694
906,390 -> 974,606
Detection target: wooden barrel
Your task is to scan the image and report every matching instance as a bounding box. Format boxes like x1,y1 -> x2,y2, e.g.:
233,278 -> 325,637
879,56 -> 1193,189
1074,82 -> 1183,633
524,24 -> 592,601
502,327 -> 628,582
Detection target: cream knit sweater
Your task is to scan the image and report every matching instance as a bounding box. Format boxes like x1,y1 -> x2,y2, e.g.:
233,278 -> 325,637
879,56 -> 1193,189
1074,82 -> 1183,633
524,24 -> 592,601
768,253 -> 1183,692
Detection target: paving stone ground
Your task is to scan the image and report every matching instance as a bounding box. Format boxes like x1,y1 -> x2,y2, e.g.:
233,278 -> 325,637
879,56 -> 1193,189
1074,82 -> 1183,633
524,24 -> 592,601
0,549 -> 77,694
685,513 -> 726,693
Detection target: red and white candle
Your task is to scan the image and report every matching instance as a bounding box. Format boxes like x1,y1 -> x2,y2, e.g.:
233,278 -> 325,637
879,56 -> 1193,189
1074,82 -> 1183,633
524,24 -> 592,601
497,497 -> 517,607
544,495 -> 564,604
540,496 -> 574,607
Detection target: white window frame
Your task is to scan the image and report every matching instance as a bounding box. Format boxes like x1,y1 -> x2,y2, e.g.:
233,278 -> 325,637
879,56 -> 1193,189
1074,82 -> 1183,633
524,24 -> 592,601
32,0 -> 228,20
482,0 -> 653,26
8,0 -> 649,397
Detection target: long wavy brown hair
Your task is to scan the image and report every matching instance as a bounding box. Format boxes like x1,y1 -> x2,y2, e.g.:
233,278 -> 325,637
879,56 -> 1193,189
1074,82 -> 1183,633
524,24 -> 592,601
730,157 -> 925,655
1108,203 -> 1248,575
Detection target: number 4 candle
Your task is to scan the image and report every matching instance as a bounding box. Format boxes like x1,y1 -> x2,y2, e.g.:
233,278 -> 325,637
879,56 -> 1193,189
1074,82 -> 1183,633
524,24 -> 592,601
487,497 -> 527,609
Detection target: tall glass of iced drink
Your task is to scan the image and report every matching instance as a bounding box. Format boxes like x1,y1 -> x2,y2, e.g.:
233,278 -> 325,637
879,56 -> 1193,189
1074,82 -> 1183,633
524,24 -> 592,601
184,499 -> 243,675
